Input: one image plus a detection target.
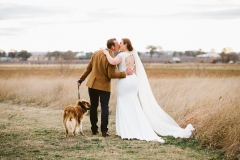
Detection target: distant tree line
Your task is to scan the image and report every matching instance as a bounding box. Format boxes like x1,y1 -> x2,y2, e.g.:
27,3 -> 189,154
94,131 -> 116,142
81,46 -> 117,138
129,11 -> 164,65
1,49 -> 95,61
46,51 -> 93,60
220,48 -> 239,63
146,45 -> 239,63
5,50 -> 32,61
1,46 -> 239,63
173,50 -> 206,57
0,51 -> 6,57
146,45 -> 164,57
46,51 -> 75,61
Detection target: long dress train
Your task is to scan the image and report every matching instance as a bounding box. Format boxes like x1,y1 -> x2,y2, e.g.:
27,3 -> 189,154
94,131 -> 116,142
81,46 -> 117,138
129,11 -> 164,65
132,48 -> 194,138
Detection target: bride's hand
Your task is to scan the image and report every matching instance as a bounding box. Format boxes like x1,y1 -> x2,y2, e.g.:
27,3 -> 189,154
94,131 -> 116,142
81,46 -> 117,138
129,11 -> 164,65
102,49 -> 109,55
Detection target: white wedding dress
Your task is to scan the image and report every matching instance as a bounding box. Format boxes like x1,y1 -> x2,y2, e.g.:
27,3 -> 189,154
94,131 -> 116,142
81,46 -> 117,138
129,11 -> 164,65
115,52 -> 165,143
115,49 -> 194,141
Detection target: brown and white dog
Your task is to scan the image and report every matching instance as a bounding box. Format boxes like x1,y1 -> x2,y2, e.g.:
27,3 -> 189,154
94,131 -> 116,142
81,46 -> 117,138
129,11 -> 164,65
62,99 -> 90,137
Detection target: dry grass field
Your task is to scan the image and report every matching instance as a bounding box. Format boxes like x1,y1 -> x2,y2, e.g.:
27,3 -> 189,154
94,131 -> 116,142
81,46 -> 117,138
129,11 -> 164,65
0,63 -> 240,159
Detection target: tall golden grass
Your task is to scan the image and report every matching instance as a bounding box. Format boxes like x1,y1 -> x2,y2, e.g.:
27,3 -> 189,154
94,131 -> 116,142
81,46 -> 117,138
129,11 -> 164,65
0,64 -> 239,158
149,77 -> 240,158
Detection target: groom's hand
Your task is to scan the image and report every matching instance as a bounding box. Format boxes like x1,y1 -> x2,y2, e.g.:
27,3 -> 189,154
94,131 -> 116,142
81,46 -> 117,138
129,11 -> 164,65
77,79 -> 82,86
125,68 -> 133,75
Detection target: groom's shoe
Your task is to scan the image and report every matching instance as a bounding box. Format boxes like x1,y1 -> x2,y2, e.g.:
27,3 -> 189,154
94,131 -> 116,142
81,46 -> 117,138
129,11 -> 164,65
92,130 -> 99,135
102,132 -> 110,137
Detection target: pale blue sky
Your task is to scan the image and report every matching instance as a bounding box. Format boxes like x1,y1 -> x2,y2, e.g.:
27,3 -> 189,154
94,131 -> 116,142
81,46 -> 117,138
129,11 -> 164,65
0,0 -> 240,53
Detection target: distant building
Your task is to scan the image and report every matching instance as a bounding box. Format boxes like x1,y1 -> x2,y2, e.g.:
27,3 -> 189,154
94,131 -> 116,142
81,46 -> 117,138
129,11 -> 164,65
75,52 -> 87,59
0,57 -> 12,61
172,57 -> 181,63
27,55 -> 48,61
196,52 -> 221,63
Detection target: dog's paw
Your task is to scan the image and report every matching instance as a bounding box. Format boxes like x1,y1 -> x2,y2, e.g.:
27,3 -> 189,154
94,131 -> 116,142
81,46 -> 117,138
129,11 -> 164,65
80,132 -> 84,136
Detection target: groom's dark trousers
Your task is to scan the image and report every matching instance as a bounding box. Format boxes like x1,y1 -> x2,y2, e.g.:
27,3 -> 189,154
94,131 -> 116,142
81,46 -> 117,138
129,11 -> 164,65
88,87 -> 111,133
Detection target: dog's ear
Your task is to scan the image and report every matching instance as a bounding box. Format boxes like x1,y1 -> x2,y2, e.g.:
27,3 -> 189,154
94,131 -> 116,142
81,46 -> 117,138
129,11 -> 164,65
77,100 -> 82,106
82,100 -> 90,108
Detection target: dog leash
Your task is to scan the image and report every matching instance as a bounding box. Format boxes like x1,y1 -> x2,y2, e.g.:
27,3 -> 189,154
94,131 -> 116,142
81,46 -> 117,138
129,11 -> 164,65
78,85 -> 80,100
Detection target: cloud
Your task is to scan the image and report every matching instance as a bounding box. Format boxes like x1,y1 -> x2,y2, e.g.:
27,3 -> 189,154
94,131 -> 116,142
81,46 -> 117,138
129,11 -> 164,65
165,8 -> 240,20
82,3 -> 240,21
171,1 -> 240,20
0,3 -> 72,21
86,10 -> 139,20
0,27 -> 26,36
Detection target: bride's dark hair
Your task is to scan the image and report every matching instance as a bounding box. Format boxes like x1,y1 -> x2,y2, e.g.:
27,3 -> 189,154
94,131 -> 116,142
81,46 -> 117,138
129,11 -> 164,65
122,38 -> 133,51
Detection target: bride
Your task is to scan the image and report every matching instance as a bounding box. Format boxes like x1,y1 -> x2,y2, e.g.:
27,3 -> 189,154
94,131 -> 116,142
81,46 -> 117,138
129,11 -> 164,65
103,38 -> 194,142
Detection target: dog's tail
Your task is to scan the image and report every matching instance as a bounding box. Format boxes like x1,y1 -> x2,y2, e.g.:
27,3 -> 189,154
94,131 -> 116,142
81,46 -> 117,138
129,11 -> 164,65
64,110 -> 74,121
66,118 -> 77,133
63,110 -> 76,132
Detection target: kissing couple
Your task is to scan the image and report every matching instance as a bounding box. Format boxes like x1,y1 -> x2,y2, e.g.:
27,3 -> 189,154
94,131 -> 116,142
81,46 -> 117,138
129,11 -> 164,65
77,38 -> 194,142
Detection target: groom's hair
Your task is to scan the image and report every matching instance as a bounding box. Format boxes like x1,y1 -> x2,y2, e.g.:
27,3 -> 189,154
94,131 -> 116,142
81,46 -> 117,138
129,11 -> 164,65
107,38 -> 116,49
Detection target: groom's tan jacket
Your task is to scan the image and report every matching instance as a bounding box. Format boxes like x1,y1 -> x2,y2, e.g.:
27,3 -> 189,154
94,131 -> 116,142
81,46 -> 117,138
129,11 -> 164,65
79,49 -> 126,92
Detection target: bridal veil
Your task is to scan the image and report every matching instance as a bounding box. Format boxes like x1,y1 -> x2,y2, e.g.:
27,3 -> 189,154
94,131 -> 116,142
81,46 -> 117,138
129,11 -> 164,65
131,48 -> 194,138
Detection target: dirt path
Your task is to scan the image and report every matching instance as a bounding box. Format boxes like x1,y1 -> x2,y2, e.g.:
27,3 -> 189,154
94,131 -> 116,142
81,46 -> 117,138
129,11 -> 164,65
0,103 -> 220,159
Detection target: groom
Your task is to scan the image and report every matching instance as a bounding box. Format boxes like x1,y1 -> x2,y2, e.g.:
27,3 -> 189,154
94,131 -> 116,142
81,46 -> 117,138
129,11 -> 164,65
77,38 -> 133,137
